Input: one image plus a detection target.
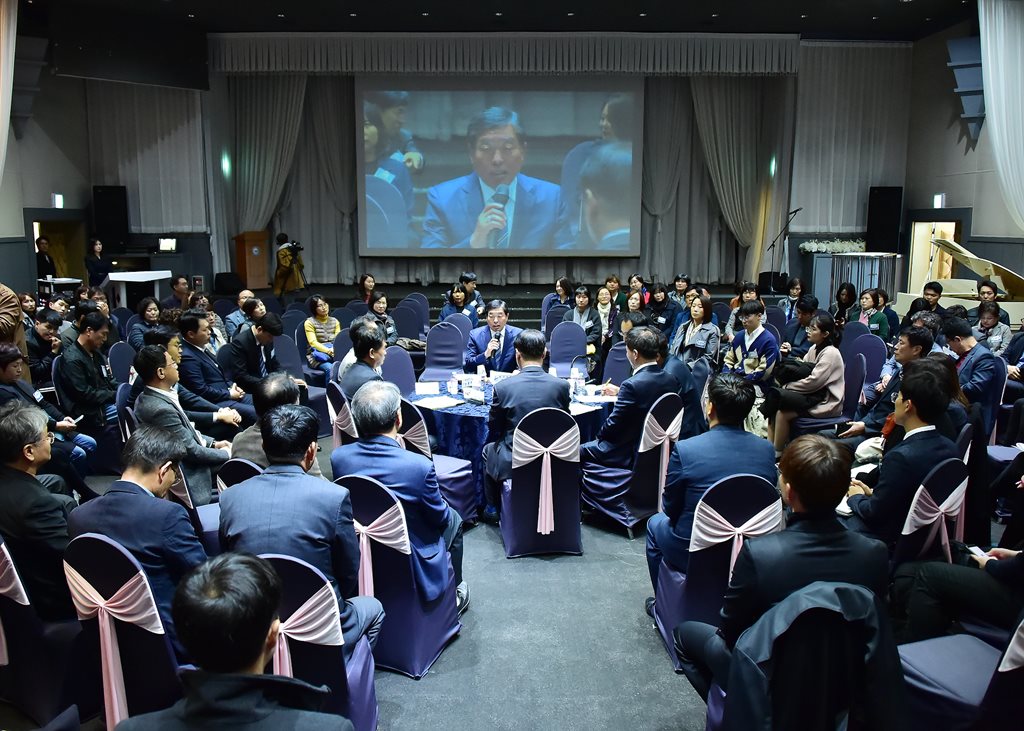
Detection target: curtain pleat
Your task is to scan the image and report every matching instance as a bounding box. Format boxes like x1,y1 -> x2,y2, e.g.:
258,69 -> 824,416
0,0 -> 15,183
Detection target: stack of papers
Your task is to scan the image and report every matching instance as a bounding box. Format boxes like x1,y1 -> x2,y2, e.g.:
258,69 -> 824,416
413,395 -> 465,410
569,402 -> 602,416
575,393 -> 618,403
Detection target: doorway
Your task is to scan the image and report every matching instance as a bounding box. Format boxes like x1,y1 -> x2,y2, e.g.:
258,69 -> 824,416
907,220 -> 960,298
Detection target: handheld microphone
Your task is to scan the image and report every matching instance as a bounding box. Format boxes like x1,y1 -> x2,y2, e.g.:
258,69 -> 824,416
788,207 -> 803,215
487,184 -> 511,249
491,330 -> 501,342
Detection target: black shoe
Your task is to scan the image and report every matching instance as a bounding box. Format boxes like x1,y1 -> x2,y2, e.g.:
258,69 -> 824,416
645,596 -> 656,618
479,505 -> 499,525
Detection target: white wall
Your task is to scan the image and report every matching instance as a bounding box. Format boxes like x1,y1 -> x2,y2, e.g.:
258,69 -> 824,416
0,73 -> 90,237
905,21 -> 1024,239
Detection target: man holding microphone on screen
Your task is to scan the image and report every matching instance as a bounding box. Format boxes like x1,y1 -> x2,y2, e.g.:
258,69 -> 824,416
421,107 -> 570,250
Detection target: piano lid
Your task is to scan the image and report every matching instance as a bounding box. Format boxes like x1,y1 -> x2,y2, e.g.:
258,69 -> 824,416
932,238 -> 1024,301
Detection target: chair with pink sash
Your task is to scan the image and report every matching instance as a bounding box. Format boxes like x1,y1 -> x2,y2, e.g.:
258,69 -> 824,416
327,382 -> 359,449
63,534 -> 182,730
899,612 -> 1024,729
0,536 -> 82,726
652,474 -> 782,671
399,399 -> 477,523
581,392 -> 683,538
167,466 -> 221,555
260,554 -> 378,731
338,475 -> 461,678
892,458 -> 969,571
500,407 -> 582,557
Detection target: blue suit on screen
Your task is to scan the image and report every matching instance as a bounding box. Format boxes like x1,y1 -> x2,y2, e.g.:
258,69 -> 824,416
464,324 -> 523,374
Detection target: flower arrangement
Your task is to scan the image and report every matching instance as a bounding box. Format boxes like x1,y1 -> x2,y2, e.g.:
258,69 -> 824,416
798,238 -> 867,254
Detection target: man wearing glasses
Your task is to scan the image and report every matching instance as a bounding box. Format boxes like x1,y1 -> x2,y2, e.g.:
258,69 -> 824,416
721,300 -> 780,387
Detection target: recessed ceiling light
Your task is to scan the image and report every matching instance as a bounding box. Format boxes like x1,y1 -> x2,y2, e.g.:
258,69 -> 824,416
495,11 -> 502,15
567,11 -> 575,16
871,15 -> 879,20
800,14 -> 808,19
638,12 -> 647,17
276,13 -> 285,18
349,12 -> 357,16
711,13 -> 719,18
925,16 -> 932,20
187,12 -> 195,18
421,11 -> 429,16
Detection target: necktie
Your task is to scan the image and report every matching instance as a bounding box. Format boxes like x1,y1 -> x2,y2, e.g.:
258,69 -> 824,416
259,346 -> 269,377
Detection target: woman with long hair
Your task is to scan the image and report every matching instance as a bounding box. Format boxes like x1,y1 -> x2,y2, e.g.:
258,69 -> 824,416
830,281 -> 857,327
303,294 -> 340,378
627,273 -> 649,306
370,290 -> 399,347
356,274 -> 375,304
84,237 -> 113,288
647,283 -> 680,335
541,276 -> 574,331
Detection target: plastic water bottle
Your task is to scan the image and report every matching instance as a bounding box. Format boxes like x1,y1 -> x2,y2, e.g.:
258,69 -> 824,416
447,372 -> 459,396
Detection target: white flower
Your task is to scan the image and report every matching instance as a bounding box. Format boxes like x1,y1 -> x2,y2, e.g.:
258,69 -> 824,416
798,239 -> 867,254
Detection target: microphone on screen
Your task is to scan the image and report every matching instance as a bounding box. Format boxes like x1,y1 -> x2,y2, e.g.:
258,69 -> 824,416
487,184 -> 511,249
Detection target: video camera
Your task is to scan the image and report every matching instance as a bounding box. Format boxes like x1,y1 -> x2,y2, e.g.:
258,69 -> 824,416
282,240 -> 304,252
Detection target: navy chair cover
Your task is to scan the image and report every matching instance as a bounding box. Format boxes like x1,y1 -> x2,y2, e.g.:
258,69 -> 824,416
689,356 -> 714,415
891,457 -> 969,571
211,299 -> 234,321
331,308 -> 356,329
852,333 -> 887,386
262,297 -> 283,314
282,310 -> 308,342
107,342 -> 135,385
0,536 -> 82,726
260,554 -> 378,731
216,345 -> 234,380
763,305 -> 786,335
51,355 -> 70,413
326,382 -> 359,448
337,475 -> 461,678
443,312 -> 473,344
548,321 -> 587,377
216,458 -> 263,491
332,330 -> 354,363
63,534 -> 182,725
111,307 -> 133,338
602,342 -> 630,386
419,323 -> 465,381
398,400 -> 477,522
764,322 -> 782,348
653,474 -> 780,670
286,301 -> 308,313
123,314 -> 142,338
987,356 -> 1008,441
398,295 -> 429,330
792,353 -> 866,436
841,320 -> 870,342
293,325 -> 327,388
500,407 -> 582,557
580,392 -> 684,537
346,300 -> 369,316
956,423 -> 974,463
712,302 -> 732,331
544,304 -> 570,341
166,466 -> 221,555
37,704 -> 80,731
391,306 -> 420,339
381,347 -> 417,396
273,335 -> 331,438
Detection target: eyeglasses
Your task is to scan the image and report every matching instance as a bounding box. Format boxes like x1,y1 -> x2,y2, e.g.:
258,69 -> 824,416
29,432 -> 55,447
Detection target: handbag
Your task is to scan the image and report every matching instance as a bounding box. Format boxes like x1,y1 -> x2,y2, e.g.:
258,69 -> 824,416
774,356 -> 814,385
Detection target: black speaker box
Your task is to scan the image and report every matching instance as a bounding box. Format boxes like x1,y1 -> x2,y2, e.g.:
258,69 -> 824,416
92,185 -> 130,252
866,186 -> 903,253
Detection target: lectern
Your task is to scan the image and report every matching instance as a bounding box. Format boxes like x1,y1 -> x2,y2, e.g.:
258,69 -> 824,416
234,231 -> 269,290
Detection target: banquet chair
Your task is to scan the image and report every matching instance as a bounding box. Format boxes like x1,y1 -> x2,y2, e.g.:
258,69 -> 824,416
37,704 -> 80,731
653,474 -> 781,670
337,475 -> 461,678
272,335 -> 331,437
791,353 -> 866,437
602,342 -> 630,386
292,325 -> 328,387
332,330 -> 354,363
381,346 -> 417,396
841,320 -> 869,342
548,321 -> 588,377
443,312 -> 473,344
399,295 -> 430,337
215,458 -> 263,492
891,457 -> 969,571
122,314 -> 142,338
166,466 -> 221,555
580,392 -> 684,538
851,333 -> 887,386
212,299 -> 234,321
764,305 -> 786,334
955,423 -> 974,463
712,302 -> 732,330
391,305 -> 421,339
107,342 -> 135,385
111,307 -> 133,338
346,300 -> 369,316
63,534 -> 182,730
262,297 -> 282,314
115,383 -> 134,444
0,536 -> 82,726
987,356 -> 1008,442
331,307 -> 356,329
764,322 -> 782,347
281,310 -> 308,344
689,356 -> 714,415
543,304 -> 570,341
216,345 -> 234,379
260,555 -> 378,731
398,399 -> 477,521
500,407 -> 582,557
327,382 -> 360,448
419,322 -> 465,381
286,301 -> 308,313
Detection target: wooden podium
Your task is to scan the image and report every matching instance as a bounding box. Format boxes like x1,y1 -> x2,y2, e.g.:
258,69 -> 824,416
234,231 -> 270,290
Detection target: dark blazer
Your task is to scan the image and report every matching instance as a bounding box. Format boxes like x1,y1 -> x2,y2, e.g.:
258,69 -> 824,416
718,513 -> 889,648
661,357 -> 709,439
331,436 -> 452,602
846,428 -> 957,547
421,172 -> 570,250
958,344 -> 999,432
219,464 -> 361,613
0,465 -> 74,621
0,379 -> 67,430
36,251 -> 57,279
25,326 -> 55,384
561,307 -> 603,346
582,363 -> 681,469
179,340 -> 234,403
228,327 -> 280,393
117,671 -> 353,731
439,302 -> 479,328
127,320 -> 158,351
781,318 -> 811,358
339,361 -> 382,401
1002,331 -> 1024,367
68,480 -> 206,658
60,340 -> 117,429
662,425 -> 778,571
647,300 -> 681,335
484,365 -> 571,482
464,324 -> 524,374
84,254 -> 113,287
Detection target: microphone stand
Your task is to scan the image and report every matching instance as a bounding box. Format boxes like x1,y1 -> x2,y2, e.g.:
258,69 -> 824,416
762,209 -> 800,294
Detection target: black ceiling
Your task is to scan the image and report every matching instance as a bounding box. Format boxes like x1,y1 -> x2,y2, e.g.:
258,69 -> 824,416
22,0 -> 977,40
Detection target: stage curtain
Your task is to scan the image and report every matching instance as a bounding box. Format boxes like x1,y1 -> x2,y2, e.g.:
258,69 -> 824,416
0,0 -> 14,183
232,75 -> 307,231
979,0 -> 1024,233
789,42 -> 912,235
209,33 -> 799,76
87,81 -> 208,233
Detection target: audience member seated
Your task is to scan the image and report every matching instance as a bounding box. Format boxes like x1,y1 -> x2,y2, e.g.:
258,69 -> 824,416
723,281 -> 763,343
671,292 -> 720,367
943,316 -> 999,435
116,553 -> 356,731
844,360 -> 957,548
231,372 -> 326,479
332,381 -> 470,614
594,286 -> 618,358
540,276 -> 573,326
19,292 -> 35,332
482,329 -> 571,516
645,374 -> 777,602
440,283 -> 479,327
611,310 -> 647,347
779,295 -> 817,359
60,311 -> 119,433
25,308 -> 62,384
339,319 -> 385,400
220,404 -> 385,656
161,273 -> 192,311
133,345 -> 231,506
673,435 -> 889,700
763,313 -> 845,456
464,300 -> 523,375
304,294 -> 340,379
224,289 -> 256,340
605,274 -> 628,311
228,312 -> 286,394
335,314 -> 377,382
0,402 -> 76,620
579,326 -> 679,470
668,274 -> 691,306
441,272 -> 486,318
189,292 -> 228,350
128,297 -> 162,350
68,426 -> 205,660
561,286 -> 602,370
876,288 -> 901,338
646,284 -> 680,335
972,301 -> 1011,357
779,277 -> 804,322
900,281 -> 946,326
829,281 -> 857,328
88,289 -> 122,354
59,299 -> 100,351
356,273 -> 375,304
721,300 -> 779,387
369,291 -> 398,347
179,311 -> 257,425
966,279 -> 1010,326
848,288 -> 890,341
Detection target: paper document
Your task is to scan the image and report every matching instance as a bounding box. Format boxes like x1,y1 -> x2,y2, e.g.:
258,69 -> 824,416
575,394 -> 618,403
414,396 -> 465,410
835,495 -> 853,517
414,382 -> 440,395
569,402 -> 601,416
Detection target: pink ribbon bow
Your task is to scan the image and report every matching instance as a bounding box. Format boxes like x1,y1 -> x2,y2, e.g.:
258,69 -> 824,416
353,502 -> 411,596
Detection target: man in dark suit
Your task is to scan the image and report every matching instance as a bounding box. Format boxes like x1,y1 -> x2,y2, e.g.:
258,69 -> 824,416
674,434 -> 889,700
133,345 -> 231,506
844,359 -> 958,547
482,329 -> 571,514
117,553 -> 354,731
943,316 -> 1000,435
0,401 -> 76,621
579,326 -> 680,470
645,374 -> 778,597
464,299 -> 523,375
339,319 -> 385,400
68,426 -> 206,660
779,295 -> 817,359
658,331 -> 708,440
160,273 -> 191,311
25,308 -> 62,385
331,381 -> 469,614
35,236 -> 57,279
221,404 -> 384,657
228,312 -> 284,394
178,311 -> 256,425
421,107 -> 569,250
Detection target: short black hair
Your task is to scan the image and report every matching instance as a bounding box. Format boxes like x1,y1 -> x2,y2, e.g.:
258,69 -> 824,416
738,299 -> 765,318
308,293 -> 329,316
252,372 -> 300,417
486,299 -> 509,316
121,425 -> 187,472
709,373 -> 756,426
786,276 -> 804,291
241,298 -> 263,318
0,342 -> 25,369
79,312 -> 109,333
261,404 -> 319,463
941,316 -> 973,340
143,325 -> 179,347
923,281 -> 943,295
34,308 -> 62,329
858,288 -> 880,308
574,286 -> 592,305
624,325 -> 660,359
255,312 -> 283,336
459,272 -> 477,284
172,553 -> 282,673
448,283 -> 469,306
978,301 -> 1002,318
369,290 -> 388,311
136,297 -> 160,317
898,326 -> 934,356
674,274 -> 691,286
621,311 -> 648,329
514,329 -> 546,360
978,279 -> 998,295
352,320 -> 385,360
178,310 -> 206,338
945,304 -> 969,320
171,274 -> 188,288
579,141 -> 632,220
796,295 -> 819,313
134,345 -> 169,384
466,107 -> 524,149
74,299 -> 100,321
276,233 -> 290,245
367,90 -> 409,110
900,359 -> 949,423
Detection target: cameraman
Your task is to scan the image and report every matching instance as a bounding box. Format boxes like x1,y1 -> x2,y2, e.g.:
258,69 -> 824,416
272,233 -> 306,300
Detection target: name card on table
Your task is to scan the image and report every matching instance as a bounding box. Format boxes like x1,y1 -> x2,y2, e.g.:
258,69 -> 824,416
464,387 -> 486,404
489,370 -> 515,384
415,382 -> 440,395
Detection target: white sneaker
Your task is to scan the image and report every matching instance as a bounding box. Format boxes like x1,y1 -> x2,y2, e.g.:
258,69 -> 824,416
456,581 -> 470,616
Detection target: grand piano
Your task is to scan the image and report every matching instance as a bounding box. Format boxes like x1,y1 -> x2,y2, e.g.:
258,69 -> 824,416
895,238 -> 1024,325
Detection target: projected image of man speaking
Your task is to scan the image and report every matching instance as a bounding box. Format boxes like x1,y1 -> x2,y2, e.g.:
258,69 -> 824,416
421,107 -> 570,250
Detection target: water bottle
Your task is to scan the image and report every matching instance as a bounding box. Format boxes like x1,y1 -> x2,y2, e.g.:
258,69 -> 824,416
447,372 -> 459,396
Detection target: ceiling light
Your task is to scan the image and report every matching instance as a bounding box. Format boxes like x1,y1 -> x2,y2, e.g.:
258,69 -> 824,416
711,13 -> 719,18
567,12 -> 575,16
800,14 -> 808,19
187,13 -> 195,18
638,12 -> 647,17
421,11 -> 429,15
925,16 -> 932,21
495,11 -> 502,15
277,13 -> 285,18
871,15 -> 879,20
